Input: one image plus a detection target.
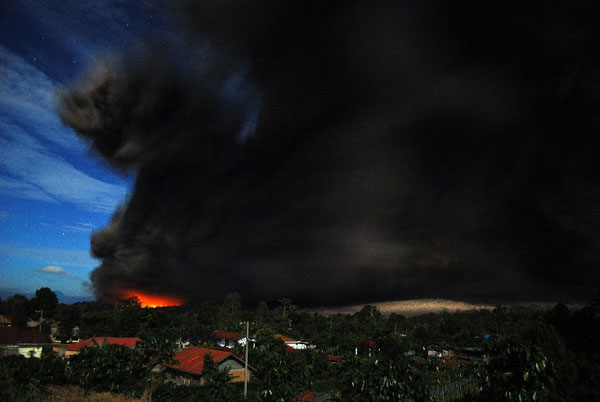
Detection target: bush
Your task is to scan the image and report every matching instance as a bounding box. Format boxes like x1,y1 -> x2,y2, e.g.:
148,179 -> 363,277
475,341 -> 561,402
69,343 -> 151,397
339,354 -> 428,402
0,351 -> 67,402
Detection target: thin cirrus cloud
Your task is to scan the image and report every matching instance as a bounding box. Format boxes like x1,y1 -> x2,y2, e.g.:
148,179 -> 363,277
0,46 -> 128,214
62,222 -> 96,233
0,45 -> 84,152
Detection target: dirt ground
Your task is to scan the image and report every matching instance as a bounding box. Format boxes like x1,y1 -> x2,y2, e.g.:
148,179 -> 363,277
45,386 -> 151,402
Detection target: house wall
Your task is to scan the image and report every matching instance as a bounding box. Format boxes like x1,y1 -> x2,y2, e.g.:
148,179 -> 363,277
229,368 -> 251,383
0,345 -> 18,357
216,338 -> 236,348
220,358 -> 244,371
221,357 -> 250,382
165,368 -> 203,386
52,346 -> 78,358
217,337 -> 254,348
237,338 -> 256,348
18,346 -> 43,358
164,358 -> 251,385
0,345 -> 44,358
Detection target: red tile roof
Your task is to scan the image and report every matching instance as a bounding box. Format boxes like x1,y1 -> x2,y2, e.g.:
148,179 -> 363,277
295,391 -> 319,401
211,346 -> 245,360
0,327 -> 47,344
353,339 -> 375,348
0,315 -> 12,324
327,354 -> 342,362
162,347 -> 236,376
214,330 -> 244,340
275,334 -> 296,343
65,337 -> 141,352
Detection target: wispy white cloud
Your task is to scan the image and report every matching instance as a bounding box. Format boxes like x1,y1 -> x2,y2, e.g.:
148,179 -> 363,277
62,222 -> 96,233
0,46 -> 84,151
39,265 -> 67,274
0,123 -> 127,213
15,0 -> 137,60
0,46 -> 129,213
0,210 -> 9,218
0,175 -> 58,203
38,265 -> 81,280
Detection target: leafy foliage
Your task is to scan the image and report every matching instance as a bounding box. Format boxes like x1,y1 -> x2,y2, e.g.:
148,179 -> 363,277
476,341 -> 560,402
31,287 -> 58,317
339,354 -> 428,402
252,331 -> 310,402
0,349 -> 67,402
69,343 -> 151,396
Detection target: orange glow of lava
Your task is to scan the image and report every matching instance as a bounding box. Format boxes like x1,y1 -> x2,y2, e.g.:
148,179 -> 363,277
121,290 -> 185,308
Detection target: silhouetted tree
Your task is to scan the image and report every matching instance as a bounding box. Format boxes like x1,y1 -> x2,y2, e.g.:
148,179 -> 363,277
3,294 -> 30,328
31,288 -> 58,318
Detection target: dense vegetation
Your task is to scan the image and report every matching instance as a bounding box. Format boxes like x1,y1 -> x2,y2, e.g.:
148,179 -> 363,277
1,289 -> 599,401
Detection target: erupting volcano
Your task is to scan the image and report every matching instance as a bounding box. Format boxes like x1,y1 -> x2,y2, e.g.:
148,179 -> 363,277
121,290 -> 185,308
56,0 -> 600,305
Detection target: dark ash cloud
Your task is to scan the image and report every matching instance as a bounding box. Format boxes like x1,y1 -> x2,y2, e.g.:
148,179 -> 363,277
59,0 -> 600,305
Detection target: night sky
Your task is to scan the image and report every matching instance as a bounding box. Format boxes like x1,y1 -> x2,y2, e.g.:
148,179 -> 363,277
2,1 -> 600,305
0,1 -> 168,297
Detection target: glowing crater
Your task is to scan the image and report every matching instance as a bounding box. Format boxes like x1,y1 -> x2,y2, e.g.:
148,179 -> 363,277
121,290 -> 185,308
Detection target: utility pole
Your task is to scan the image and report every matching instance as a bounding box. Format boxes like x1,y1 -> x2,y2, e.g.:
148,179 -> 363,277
244,320 -> 249,400
36,309 -> 43,332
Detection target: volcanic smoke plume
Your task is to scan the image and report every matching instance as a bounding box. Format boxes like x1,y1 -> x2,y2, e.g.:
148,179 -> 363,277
59,0 -> 600,305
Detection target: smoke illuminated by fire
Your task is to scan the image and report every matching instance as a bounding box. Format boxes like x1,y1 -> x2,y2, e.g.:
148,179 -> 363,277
121,290 -> 185,308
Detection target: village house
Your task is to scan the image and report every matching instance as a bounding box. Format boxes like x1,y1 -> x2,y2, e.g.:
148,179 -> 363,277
354,338 -> 375,356
53,336 -> 141,357
26,318 -> 42,330
213,329 -> 255,348
49,322 -> 61,342
275,334 -> 309,350
427,343 -> 454,360
161,346 -> 254,386
0,327 -> 48,358
0,314 -> 12,326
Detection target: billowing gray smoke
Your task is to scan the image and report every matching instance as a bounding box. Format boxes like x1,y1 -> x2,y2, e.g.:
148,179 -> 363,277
59,0 -> 600,305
